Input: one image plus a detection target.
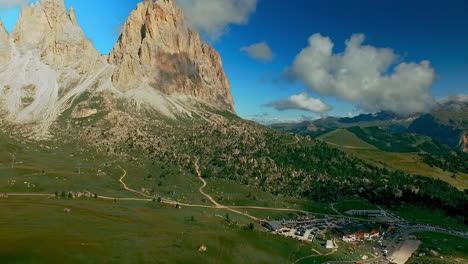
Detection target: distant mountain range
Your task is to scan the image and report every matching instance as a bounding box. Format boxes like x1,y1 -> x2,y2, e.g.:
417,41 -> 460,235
271,95 -> 468,153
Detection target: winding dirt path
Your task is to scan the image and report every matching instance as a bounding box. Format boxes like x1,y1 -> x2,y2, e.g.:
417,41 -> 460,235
5,193 -> 54,197
294,247 -> 338,264
330,202 -> 343,216
116,166 -> 217,209
192,160 -> 264,222
286,135 -> 300,145
113,164 -> 401,224
193,160 -> 222,207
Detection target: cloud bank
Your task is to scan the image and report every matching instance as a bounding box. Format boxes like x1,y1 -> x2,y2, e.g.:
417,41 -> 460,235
176,0 -> 258,41
244,113 -> 318,125
285,34 -> 436,115
0,0 -> 27,8
241,42 -> 274,62
267,93 -> 332,116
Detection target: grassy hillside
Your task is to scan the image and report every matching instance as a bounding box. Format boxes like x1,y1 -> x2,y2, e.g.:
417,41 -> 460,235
347,126 -> 468,174
319,129 -> 378,149
0,105 -> 466,263
0,130 -> 378,264
318,129 -> 468,190
0,131 -> 320,264
408,232 -> 467,264
0,197 -> 309,264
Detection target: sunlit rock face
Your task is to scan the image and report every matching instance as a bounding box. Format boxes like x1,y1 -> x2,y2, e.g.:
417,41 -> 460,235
109,0 -> 235,112
0,0 -> 110,132
0,0 -> 236,137
12,0 -> 105,74
0,20 -> 11,65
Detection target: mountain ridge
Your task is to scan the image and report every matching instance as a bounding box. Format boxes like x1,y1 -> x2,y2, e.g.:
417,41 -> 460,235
109,0 -> 234,112
0,0 -> 234,138
271,97 -> 468,152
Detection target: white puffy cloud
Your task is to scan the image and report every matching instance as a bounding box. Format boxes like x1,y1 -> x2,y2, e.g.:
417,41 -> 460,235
241,42 -> 274,62
244,113 -> 318,125
439,94 -> 468,104
286,33 -> 436,115
176,0 -> 257,41
437,94 -> 468,111
0,0 -> 27,8
267,92 -> 332,116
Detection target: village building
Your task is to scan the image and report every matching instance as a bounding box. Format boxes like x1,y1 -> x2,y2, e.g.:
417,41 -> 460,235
344,210 -> 386,217
264,220 -> 284,232
341,224 -> 380,242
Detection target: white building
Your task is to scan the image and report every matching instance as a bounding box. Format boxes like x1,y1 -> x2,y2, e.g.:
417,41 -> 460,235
344,210 -> 386,217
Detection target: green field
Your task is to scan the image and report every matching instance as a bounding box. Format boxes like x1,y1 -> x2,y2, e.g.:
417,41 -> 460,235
390,204 -> 467,232
407,232 -> 468,264
319,129 -> 468,190
205,178 -> 335,215
319,129 -> 378,150
0,197 -> 313,264
0,134 -> 338,263
1,130 -> 466,263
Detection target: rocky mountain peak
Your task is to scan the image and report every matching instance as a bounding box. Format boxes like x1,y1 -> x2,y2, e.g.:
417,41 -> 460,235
0,0 -> 236,138
109,0 -> 235,112
0,0 -> 109,132
0,19 -> 10,65
12,0 -> 104,72
0,19 -> 7,38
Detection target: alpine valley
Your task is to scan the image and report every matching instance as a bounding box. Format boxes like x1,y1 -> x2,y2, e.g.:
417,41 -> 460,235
0,1 -> 466,264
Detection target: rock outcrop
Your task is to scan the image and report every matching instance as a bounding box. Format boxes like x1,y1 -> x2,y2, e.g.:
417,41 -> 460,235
0,20 -> 10,65
458,132 -> 468,152
109,0 -> 234,112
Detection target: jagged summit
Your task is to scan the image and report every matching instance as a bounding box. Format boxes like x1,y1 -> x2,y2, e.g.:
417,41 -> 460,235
0,19 -> 10,65
109,0 -> 234,112
12,0 -> 105,72
0,0 -> 109,134
0,0 -> 235,137
0,19 -> 8,40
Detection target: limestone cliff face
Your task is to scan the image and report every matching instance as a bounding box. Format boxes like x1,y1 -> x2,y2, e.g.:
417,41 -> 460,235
109,0 -> 234,112
12,0 -> 106,79
0,20 -> 10,65
0,0 -> 110,130
0,0 -> 236,137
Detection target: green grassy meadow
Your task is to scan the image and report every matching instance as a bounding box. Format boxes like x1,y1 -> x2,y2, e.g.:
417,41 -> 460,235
407,232 -> 468,264
0,134 -> 330,264
1,131 -> 466,263
0,197 -> 312,264
205,178 -> 334,215
390,205 -> 467,232
318,129 -> 468,190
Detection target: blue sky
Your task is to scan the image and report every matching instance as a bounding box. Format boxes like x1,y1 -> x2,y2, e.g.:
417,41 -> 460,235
1,0 -> 467,123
